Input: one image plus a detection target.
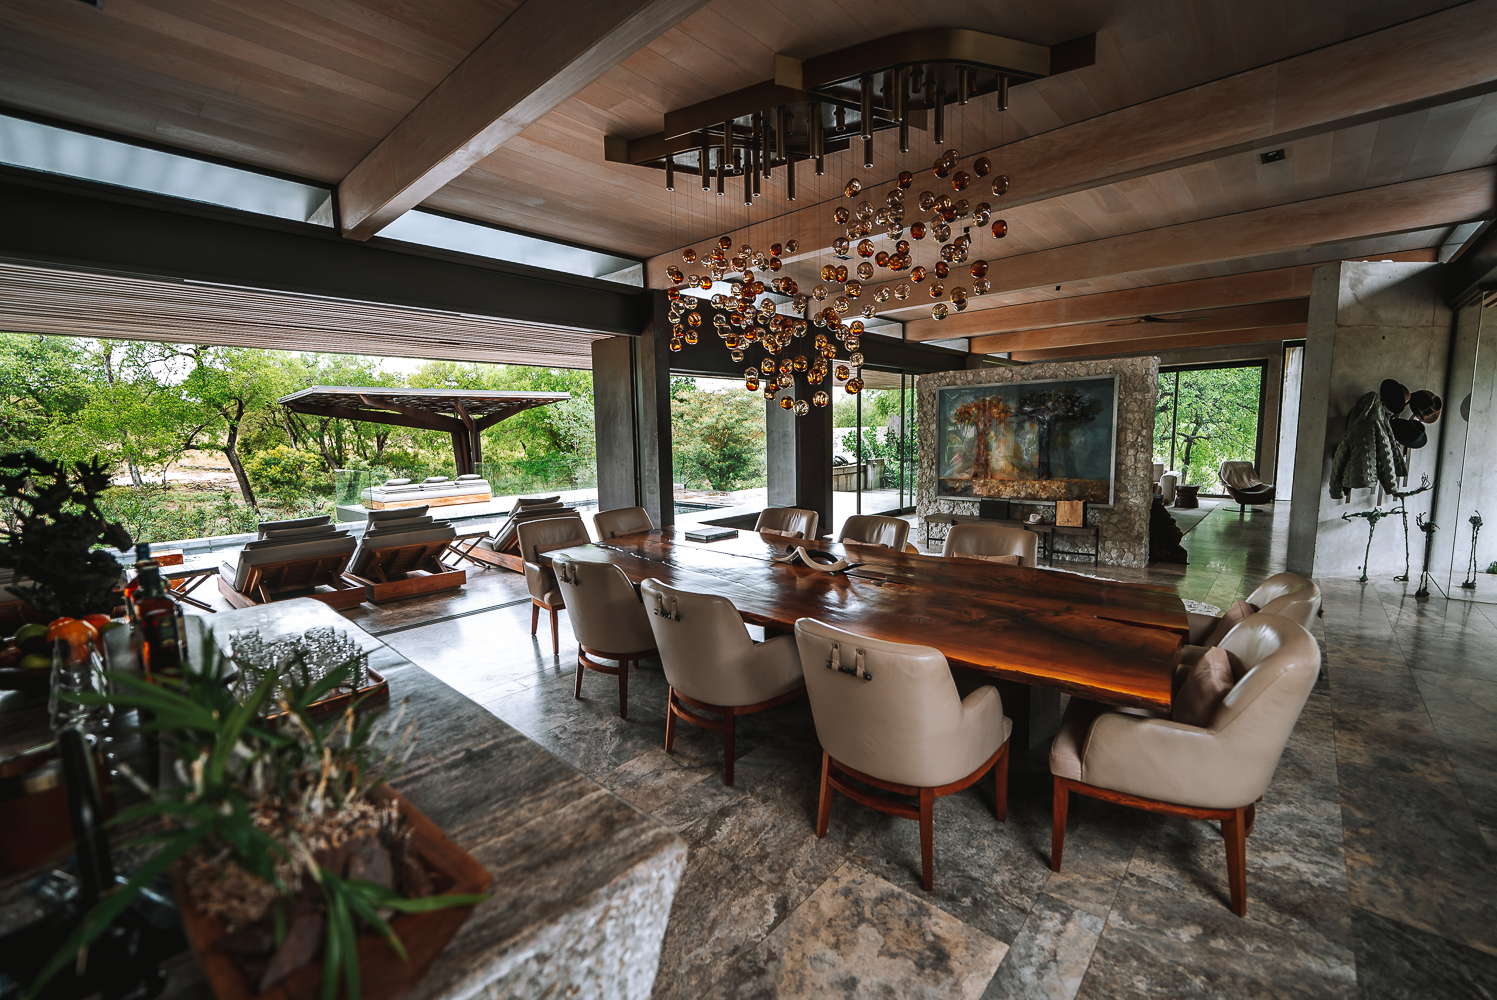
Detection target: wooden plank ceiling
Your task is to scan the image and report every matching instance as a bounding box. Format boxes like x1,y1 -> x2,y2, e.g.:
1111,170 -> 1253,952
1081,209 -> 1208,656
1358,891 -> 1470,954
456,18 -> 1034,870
1,0 -> 1494,360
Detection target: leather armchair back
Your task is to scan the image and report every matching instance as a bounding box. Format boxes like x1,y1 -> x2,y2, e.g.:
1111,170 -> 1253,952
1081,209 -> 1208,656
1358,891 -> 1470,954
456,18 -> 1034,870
553,555 -> 655,655
755,507 -> 819,539
838,514 -> 910,551
640,579 -> 801,705
1244,573 -> 1320,631
794,618 -> 1004,788
516,515 -> 588,603
593,506 -> 653,540
1083,612 -> 1320,809
942,524 -> 1038,566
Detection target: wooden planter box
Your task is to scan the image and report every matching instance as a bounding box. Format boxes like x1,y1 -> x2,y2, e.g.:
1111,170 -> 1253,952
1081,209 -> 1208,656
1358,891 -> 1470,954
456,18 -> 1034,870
175,785 -> 490,1000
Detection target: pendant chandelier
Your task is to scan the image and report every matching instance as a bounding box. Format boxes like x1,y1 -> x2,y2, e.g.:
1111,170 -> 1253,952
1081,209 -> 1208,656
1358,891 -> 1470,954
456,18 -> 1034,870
623,29 -> 1096,416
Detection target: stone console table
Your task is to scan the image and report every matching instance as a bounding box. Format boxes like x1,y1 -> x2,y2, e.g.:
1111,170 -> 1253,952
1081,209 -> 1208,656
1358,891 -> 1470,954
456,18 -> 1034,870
2,598 -> 686,1000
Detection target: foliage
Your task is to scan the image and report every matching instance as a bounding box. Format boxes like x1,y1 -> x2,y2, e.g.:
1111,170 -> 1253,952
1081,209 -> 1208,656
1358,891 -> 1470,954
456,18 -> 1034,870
0,450 -> 132,619
952,397 -> 1012,480
0,334 -> 601,541
97,487 -> 261,545
1154,366 -> 1263,489
36,643 -> 484,1000
672,384 -> 765,490
244,446 -> 328,501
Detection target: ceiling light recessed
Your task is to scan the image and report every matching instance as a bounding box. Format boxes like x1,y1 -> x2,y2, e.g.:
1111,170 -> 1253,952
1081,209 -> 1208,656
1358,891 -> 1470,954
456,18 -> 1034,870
1260,149 -> 1286,164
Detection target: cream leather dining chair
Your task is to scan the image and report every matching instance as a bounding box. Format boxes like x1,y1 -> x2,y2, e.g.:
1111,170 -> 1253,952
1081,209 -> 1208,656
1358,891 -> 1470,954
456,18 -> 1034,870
755,507 -> 819,540
942,523 -> 1039,567
640,579 -> 804,785
1187,572 -> 1321,646
1049,612 -> 1321,916
795,618 -> 1011,891
516,515 -> 589,657
593,505 -> 653,540
837,514 -> 910,551
553,554 -> 657,719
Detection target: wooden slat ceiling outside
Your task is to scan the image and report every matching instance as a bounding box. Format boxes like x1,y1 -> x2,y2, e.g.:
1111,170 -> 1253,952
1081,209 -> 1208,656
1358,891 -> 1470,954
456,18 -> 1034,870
0,0 -> 1493,361
0,261 -> 605,368
280,387 -> 567,422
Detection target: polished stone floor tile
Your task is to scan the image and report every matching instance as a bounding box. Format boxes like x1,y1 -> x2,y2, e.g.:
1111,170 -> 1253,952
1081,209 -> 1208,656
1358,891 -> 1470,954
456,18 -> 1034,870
1410,668 -> 1497,829
1351,905 -> 1497,1000
380,501 -> 1497,996
705,862 -> 1008,1000
651,844 -> 801,1000
1075,871 -> 1358,1000
981,893 -> 1104,1000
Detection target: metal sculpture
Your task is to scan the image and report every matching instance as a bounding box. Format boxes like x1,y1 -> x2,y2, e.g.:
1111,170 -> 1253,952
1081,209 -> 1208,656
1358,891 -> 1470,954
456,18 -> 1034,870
1341,505 -> 1403,584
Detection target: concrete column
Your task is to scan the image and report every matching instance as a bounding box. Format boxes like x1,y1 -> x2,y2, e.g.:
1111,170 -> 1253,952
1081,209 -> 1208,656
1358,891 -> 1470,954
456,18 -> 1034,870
590,291 -> 674,528
1288,262 -> 1451,578
592,336 -> 637,512
765,393 -> 833,538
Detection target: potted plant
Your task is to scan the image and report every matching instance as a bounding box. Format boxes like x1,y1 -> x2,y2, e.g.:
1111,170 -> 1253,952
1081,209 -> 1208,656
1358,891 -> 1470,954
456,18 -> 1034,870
0,451 -> 134,620
32,642 -> 489,1000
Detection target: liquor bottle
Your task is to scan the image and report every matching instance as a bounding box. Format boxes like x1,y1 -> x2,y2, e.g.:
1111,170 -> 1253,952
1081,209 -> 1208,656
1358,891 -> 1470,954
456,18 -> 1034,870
134,563 -> 185,679
123,542 -> 153,625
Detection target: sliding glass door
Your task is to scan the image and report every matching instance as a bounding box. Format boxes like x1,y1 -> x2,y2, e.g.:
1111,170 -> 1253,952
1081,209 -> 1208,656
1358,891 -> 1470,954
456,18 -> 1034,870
1153,363 -> 1266,493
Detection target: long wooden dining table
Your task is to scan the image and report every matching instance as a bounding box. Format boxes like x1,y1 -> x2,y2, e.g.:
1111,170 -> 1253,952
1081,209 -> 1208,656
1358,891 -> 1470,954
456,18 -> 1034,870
546,526 -> 1186,713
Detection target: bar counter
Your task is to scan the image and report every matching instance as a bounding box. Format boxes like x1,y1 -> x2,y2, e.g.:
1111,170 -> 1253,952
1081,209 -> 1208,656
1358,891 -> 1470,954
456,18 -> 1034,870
2,599 -> 687,1000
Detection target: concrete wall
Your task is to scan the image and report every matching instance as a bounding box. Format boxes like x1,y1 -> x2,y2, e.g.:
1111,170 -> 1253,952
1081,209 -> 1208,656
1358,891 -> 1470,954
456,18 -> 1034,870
916,357 -> 1158,568
1287,262 -> 1452,579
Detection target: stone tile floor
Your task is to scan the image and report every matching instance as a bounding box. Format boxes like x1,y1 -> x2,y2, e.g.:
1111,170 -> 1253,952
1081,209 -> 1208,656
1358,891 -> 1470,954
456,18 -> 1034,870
357,503 -> 1497,999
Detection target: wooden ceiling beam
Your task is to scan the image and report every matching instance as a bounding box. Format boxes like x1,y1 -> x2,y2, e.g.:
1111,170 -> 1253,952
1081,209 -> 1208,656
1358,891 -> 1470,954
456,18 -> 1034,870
1009,325 -> 1309,363
971,300 -> 1309,355
645,0 -> 1497,286
905,249 -> 1437,341
909,266 -> 1312,342
338,0 -> 709,241
872,167 -> 1495,304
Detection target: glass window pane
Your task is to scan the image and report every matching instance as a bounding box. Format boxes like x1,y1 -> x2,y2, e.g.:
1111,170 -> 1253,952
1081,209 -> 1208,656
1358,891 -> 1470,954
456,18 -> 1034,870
1171,366 -> 1263,490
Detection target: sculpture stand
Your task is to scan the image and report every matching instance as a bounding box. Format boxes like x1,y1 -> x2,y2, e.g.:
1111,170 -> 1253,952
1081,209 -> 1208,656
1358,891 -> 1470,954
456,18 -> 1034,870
1390,475 -> 1432,582
1461,511 -> 1483,590
1342,506 -> 1402,584
1415,513 -> 1438,599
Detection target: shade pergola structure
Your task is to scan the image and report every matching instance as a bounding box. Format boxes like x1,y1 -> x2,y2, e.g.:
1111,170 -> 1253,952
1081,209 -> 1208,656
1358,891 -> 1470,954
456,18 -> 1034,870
279,387 -> 570,476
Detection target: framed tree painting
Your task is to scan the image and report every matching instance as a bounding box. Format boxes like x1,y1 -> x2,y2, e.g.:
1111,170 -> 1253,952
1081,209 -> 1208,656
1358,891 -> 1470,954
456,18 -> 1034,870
936,375 -> 1119,504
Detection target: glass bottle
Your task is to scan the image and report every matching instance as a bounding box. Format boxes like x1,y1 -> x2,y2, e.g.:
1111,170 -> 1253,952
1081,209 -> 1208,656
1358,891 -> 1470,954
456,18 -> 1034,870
134,563 -> 186,680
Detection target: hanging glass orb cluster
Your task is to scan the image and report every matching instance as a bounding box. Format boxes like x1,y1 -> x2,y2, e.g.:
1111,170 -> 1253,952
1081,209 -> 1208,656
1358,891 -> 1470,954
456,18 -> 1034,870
833,149 -> 1008,323
665,236 -> 863,414
663,148 -> 1013,414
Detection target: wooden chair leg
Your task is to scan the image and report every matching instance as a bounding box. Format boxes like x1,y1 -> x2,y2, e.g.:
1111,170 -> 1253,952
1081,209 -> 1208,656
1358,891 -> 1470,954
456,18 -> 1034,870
664,689 -> 677,751
995,742 -> 1009,823
549,608 -> 559,656
617,658 -> 628,720
1223,805 -> 1248,916
530,601 -> 539,636
1244,801 -> 1257,837
573,651 -> 584,699
919,787 -> 935,892
1051,777 -> 1069,872
722,710 -> 736,786
816,751 -> 832,838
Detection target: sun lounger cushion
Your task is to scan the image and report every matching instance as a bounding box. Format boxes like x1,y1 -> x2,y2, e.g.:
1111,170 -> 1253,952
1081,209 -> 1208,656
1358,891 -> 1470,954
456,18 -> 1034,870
348,524 -> 457,577
457,473 -> 483,480
257,515 -> 331,537
368,505 -> 429,522
261,523 -> 341,541
221,533 -> 357,590
384,478 -> 411,486
423,476 -> 449,483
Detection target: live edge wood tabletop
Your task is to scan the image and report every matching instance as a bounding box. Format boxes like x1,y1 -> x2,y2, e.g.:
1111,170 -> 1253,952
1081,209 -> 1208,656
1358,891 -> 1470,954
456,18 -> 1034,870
546,527 -> 1185,712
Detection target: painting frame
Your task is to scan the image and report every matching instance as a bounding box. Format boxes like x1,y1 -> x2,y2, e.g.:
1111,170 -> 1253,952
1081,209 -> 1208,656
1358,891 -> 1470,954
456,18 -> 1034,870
934,374 -> 1120,506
